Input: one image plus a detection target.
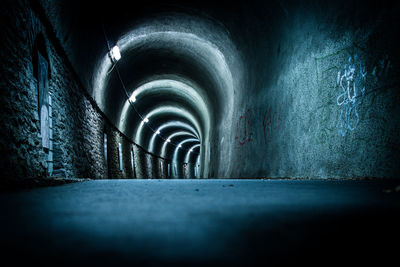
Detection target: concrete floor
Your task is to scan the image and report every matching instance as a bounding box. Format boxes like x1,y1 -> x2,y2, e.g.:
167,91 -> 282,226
0,179 -> 399,266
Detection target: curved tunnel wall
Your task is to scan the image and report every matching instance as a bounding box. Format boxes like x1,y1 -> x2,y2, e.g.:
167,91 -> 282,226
224,0 -> 400,178
1,0 -> 399,181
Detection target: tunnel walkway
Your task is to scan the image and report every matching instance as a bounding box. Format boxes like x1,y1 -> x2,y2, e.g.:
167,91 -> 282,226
1,179 -> 399,266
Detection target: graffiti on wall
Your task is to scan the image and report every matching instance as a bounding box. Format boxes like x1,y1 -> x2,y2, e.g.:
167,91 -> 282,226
235,109 -> 254,147
234,105 -> 284,149
371,55 -> 391,83
336,55 -> 366,136
262,103 -> 283,148
314,43 -> 392,137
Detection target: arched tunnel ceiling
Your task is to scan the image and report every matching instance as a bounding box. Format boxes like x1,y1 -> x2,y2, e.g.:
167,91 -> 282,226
149,121 -> 199,156
119,79 -> 209,142
92,16 -> 243,160
134,105 -> 202,144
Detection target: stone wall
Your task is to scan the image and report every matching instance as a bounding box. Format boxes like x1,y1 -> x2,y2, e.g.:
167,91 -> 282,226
0,0 -> 47,181
0,0 -> 173,181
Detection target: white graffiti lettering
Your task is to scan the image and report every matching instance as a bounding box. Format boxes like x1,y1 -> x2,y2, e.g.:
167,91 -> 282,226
336,55 -> 367,136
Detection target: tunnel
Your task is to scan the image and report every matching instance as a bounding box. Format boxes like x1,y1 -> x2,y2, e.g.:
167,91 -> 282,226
0,0 -> 400,265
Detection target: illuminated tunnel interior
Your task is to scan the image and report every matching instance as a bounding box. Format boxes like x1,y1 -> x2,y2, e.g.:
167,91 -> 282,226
0,0 -> 400,265
89,5 -> 242,179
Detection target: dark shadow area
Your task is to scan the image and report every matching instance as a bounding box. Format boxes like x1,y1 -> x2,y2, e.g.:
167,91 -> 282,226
0,177 -> 87,192
228,208 -> 400,266
1,205 -> 399,266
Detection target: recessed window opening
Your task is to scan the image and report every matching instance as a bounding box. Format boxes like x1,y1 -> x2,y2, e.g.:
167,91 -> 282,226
183,163 -> 187,178
33,34 -> 53,176
104,133 -> 108,170
37,52 -> 50,150
118,142 -> 123,171
130,147 -> 134,174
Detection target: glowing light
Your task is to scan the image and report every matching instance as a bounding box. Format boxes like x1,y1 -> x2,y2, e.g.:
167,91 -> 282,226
134,106 -> 202,145
184,144 -> 201,163
143,117 -> 149,123
178,144 -> 182,148
118,79 -> 209,136
158,128 -> 198,157
110,45 -> 121,62
167,139 -> 171,143
172,138 -> 199,164
156,130 -> 160,135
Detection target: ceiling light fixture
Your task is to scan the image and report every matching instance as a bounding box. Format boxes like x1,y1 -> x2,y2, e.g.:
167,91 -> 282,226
110,45 -> 121,62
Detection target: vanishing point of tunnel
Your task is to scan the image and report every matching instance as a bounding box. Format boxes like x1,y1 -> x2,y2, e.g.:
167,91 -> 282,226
0,0 -> 399,266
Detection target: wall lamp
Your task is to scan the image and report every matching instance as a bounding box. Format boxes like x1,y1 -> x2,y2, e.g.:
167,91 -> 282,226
109,45 -> 121,62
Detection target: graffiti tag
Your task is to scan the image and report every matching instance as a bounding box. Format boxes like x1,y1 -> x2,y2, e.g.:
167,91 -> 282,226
262,103 -> 283,147
336,55 -> 366,136
235,109 -> 254,147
